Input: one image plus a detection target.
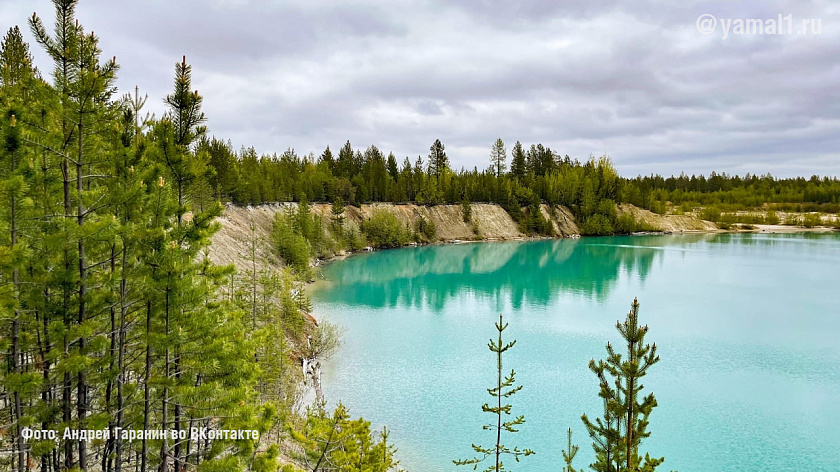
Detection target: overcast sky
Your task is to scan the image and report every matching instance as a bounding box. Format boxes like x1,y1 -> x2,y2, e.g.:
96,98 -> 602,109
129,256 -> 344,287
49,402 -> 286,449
1,0 -> 838,177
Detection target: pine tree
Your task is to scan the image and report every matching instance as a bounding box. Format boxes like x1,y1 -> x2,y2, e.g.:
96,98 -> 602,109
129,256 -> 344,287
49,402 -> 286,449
0,24 -> 40,472
455,314 -> 534,472
428,138 -> 449,180
562,428 -> 580,472
0,26 -> 35,90
2,3 -> 327,471
490,138 -> 507,178
290,403 -> 399,472
581,298 -> 666,472
29,5 -> 121,467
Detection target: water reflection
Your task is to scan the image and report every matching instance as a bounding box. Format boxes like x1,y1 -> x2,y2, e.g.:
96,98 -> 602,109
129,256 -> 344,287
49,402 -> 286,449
313,231 -> 840,472
316,234 -> 739,309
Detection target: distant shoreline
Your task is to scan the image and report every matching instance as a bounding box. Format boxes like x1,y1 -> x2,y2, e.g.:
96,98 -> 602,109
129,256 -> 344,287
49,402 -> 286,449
309,224 -> 838,272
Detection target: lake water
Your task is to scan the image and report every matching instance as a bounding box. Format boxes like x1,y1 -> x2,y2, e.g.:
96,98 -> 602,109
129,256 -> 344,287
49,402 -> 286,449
310,233 -> 840,472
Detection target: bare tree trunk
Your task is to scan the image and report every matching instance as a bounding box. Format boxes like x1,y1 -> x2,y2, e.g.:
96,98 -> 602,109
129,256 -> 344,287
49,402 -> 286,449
77,119 -> 89,472
11,193 -> 25,472
159,288 -> 170,472
62,140 -> 74,471
495,331 -> 502,472
142,300 -> 152,472
115,246 -> 128,471
104,248 -> 117,472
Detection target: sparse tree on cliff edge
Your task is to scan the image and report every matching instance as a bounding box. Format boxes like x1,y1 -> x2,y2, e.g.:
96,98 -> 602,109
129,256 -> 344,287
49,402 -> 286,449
428,138 -> 449,180
510,141 -> 527,180
490,138 -> 507,178
455,314 -> 534,472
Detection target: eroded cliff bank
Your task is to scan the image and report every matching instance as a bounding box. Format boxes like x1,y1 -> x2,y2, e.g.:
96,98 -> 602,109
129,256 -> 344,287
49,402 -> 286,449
207,202 -> 719,269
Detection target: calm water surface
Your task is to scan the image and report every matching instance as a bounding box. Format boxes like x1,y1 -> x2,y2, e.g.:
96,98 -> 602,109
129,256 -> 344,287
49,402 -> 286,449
311,233 -> 840,472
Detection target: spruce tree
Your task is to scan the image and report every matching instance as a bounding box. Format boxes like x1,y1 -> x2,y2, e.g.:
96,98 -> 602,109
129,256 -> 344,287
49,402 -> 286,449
386,152 -> 399,181
510,141 -> 526,180
455,314 -> 534,472
320,145 -> 335,174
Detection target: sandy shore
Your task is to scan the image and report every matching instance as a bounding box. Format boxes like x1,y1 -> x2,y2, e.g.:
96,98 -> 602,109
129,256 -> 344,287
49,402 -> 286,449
751,224 -> 838,233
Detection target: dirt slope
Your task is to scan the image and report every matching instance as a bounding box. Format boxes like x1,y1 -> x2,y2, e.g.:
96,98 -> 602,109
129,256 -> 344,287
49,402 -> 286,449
617,204 -> 718,232
208,202 -> 717,269
309,202 -> 527,240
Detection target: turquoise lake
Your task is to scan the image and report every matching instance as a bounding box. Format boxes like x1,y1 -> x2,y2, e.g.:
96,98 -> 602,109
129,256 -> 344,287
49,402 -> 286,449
310,233 -> 840,472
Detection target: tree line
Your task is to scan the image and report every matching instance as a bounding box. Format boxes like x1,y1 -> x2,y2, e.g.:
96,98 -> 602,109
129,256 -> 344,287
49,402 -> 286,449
200,133 -> 839,237
623,172 -> 840,215
205,136 -> 657,236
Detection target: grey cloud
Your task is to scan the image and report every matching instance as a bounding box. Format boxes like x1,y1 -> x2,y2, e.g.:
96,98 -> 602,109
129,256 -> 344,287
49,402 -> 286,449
1,0 -> 838,177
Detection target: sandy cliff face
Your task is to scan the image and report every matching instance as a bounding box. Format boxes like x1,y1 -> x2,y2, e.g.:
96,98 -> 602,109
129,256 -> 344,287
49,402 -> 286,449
312,202 -> 534,240
207,202 -> 716,269
617,204 -> 719,232
207,202 -> 550,268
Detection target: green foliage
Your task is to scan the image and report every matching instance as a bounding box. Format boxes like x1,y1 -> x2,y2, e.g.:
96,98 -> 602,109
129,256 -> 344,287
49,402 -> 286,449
580,298 -> 666,472
332,195 -> 346,216
562,428 -> 580,472
647,200 -> 666,215
625,172 -> 840,215
613,214 -> 659,234
415,216 -> 437,242
581,214 -> 614,236
289,404 -> 399,472
294,200 -> 332,257
428,138 -> 449,180
700,206 -> 721,222
463,197 -> 473,222
455,314 -> 534,472
332,220 -> 366,252
702,206 -> 808,228
510,141 -> 527,180
802,213 -> 822,228
273,211 -> 312,274
360,210 -> 410,248
0,5 -> 285,469
490,138 -> 507,178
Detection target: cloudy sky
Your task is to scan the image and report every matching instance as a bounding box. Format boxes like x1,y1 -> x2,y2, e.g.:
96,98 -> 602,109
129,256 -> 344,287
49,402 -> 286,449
2,0 -> 838,177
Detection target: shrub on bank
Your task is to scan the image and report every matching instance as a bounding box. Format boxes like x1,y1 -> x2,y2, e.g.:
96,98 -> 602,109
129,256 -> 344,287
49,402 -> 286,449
415,216 -> 437,242
701,206 -> 721,222
614,213 -> 659,234
802,213 -> 822,228
580,214 -> 614,235
273,214 -> 312,273
361,210 -> 411,248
